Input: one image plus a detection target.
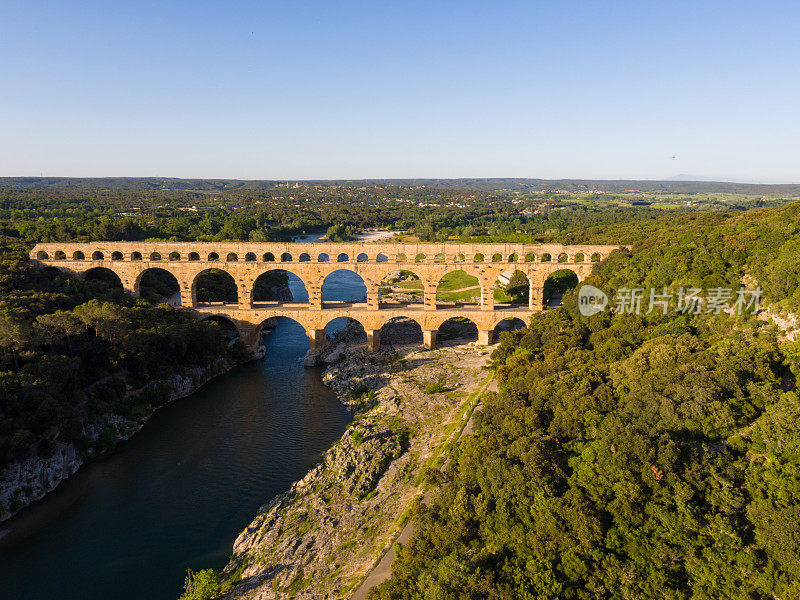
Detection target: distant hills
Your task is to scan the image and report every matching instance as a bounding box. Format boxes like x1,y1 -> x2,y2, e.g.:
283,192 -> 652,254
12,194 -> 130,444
2,176 -> 800,196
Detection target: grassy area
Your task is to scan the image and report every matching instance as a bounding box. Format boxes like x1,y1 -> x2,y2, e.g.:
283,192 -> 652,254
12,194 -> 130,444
436,270 -> 479,291
385,269 -> 520,304
393,279 -> 423,290
493,287 -> 513,303
437,287 -> 480,302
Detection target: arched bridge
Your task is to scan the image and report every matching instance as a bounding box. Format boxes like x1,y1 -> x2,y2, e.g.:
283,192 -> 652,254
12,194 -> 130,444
30,242 -> 619,350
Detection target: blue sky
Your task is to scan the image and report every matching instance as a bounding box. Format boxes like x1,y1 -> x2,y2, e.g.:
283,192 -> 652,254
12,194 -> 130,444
1,1 -> 798,181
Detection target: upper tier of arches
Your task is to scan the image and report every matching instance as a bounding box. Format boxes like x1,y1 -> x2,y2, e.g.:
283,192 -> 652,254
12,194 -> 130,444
32,243 -> 616,265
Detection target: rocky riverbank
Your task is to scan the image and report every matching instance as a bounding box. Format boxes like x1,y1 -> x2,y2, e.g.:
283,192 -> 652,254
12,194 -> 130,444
0,355 -> 248,523
218,337 -> 493,600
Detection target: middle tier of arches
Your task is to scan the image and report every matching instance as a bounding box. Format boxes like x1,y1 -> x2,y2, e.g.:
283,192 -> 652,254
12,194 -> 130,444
120,262 -> 580,311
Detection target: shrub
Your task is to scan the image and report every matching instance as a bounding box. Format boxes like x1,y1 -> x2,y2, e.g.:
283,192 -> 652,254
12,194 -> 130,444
179,568 -> 220,600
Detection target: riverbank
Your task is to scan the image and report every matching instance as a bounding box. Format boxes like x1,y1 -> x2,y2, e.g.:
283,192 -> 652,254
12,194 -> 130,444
219,339 -> 494,600
0,352 -> 253,524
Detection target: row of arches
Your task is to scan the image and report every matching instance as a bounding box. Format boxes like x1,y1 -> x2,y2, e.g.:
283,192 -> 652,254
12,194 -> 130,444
75,265 -> 580,309
36,249 -> 604,264
205,314 -> 529,349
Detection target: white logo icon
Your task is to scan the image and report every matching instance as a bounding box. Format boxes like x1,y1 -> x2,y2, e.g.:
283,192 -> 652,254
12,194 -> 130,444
578,285 -> 608,316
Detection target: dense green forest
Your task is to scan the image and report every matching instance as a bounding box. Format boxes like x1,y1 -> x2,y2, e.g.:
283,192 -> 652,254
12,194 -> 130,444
371,201 -> 800,600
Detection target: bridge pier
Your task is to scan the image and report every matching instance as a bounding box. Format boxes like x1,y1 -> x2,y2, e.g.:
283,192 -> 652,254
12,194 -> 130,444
529,285 -> 544,310
423,285 -> 437,309
478,329 -> 492,345
306,328 -> 326,350
481,278 -> 495,310
423,330 -> 436,350
180,284 -> 195,308
366,329 -> 380,351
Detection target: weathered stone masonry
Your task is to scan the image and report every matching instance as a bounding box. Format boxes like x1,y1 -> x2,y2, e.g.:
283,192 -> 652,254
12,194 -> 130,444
31,242 -> 619,350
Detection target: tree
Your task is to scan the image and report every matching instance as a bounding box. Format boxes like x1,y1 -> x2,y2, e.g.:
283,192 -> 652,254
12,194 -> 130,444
179,569 -> 220,600
0,314 -> 31,371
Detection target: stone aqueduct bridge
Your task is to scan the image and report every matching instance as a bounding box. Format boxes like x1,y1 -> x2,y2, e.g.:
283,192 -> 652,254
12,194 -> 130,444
30,242 -> 619,350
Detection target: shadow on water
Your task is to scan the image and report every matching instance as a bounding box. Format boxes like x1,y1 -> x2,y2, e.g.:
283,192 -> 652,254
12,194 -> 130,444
0,318 -> 351,600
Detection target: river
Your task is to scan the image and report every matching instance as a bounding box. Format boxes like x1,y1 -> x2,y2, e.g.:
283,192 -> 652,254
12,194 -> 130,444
0,269 -> 367,600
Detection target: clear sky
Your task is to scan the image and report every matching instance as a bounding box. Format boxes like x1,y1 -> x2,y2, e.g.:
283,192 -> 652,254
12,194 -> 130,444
2,1 -> 798,181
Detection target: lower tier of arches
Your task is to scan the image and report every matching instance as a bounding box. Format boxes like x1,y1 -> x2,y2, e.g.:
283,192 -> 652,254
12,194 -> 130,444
195,307 -> 536,351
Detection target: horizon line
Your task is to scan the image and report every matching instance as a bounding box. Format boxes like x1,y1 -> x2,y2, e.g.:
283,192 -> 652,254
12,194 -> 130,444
2,175 -> 799,186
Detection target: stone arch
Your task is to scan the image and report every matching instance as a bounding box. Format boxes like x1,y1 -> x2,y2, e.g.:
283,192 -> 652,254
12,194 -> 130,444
508,253 -> 518,262
82,266 -> 123,290
135,267 -> 181,305
193,268 -> 237,304
436,269 -> 481,306
257,315 -> 309,350
280,252 -> 292,262
53,250 -> 66,260
524,252 -> 536,262
557,252 -> 568,263
491,317 -> 527,343
473,253 -> 484,262
322,269 -> 367,303
434,252 -> 446,263
41,265 -> 62,277
226,252 -> 238,262
491,253 -> 502,263
36,250 -> 49,260
200,314 -> 241,342
379,269 -> 423,304
456,253 -> 466,263
396,253 -> 407,262
208,252 -> 219,262
376,253 -> 388,263
541,253 -> 551,262
244,252 -> 257,262
379,316 -> 423,346
132,251 -> 143,261
324,316 -> 367,343
591,252 -> 601,262
263,252 -> 275,262
357,252 -> 368,263
252,269 -> 306,304
169,251 -> 181,261
188,252 -> 199,261
494,269 -> 530,306
543,269 -> 579,308
299,252 -> 311,262
110,251 -> 124,261
574,252 -> 585,262
72,250 -> 85,260
437,316 -> 478,345
318,253 -> 330,262
337,253 -> 349,262
92,251 -> 104,260
150,252 -> 162,261
414,253 -> 426,263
